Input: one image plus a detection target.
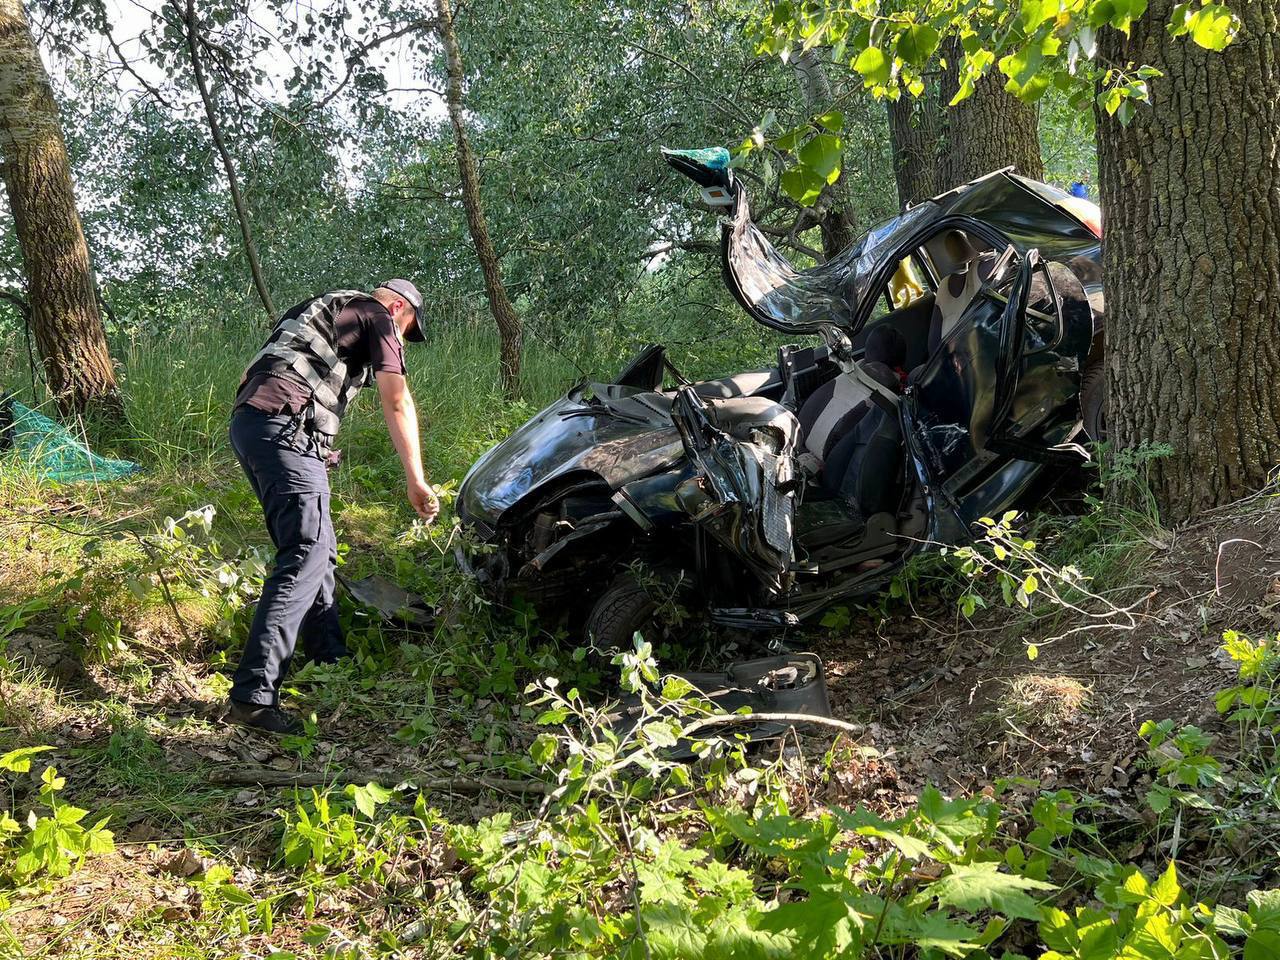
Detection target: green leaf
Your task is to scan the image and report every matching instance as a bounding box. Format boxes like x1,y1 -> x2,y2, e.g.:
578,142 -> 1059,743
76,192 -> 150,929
754,884 -> 866,955
797,133 -> 842,185
661,676 -> 694,701
896,23 -> 940,67
40,766 -> 65,791
347,782 -> 393,818
853,46 -> 891,86
773,124 -> 809,153
0,746 -> 53,774
535,707 -> 569,725
909,910 -> 982,956
837,807 -> 931,860
1246,931 -> 1280,960
530,733 -> 558,766
1213,904 -> 1250,938
637,863 -> 693,906
1106,0 -> 1149,33
930,862 -> 1057,921
814,110 -> 844,133
780,166 -> 826,206
1151,861 -> 1181,907
638,903 -> 713,954
1021,0 -> 1060,32
1187,4 -> 1239,51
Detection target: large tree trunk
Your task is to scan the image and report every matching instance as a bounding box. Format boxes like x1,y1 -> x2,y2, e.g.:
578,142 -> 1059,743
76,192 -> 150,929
0,0 -> 121,416
792,48 -> 857,258
938,42 -> 1044,189
886,89 -> 943,207
1097,1 -> 1280,521
437,0 -> 522,398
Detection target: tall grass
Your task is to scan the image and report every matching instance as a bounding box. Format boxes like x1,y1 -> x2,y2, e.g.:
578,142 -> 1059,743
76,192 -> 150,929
5,301 -> 780,477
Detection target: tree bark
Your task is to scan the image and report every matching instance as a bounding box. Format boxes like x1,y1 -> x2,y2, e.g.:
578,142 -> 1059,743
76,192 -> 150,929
176,0 -> 275,319
792,48 -> 857,258
437,0 -> 522,398
1097,1 -> 1280,521
938,41 -> 1044,188
886,89 -> 943,207
0,0 -> 121,416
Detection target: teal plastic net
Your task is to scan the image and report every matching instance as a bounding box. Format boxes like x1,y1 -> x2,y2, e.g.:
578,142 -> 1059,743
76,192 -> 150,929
0,398 -> 140,483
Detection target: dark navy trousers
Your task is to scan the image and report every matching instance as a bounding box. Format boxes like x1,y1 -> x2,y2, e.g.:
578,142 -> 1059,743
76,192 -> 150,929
229,409 -> 346,707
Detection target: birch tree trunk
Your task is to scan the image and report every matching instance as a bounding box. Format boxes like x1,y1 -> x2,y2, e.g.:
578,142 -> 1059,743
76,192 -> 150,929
1097,0 -> 1280,520
0,0 -> 122,416
437,0 -> 522,398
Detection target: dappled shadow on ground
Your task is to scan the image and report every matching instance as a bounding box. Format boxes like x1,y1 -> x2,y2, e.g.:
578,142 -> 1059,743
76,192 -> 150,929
8,471 -> 1280,954
815,488 -> 1280,851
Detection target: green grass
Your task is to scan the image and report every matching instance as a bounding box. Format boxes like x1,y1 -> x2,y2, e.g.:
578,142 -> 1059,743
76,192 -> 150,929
11,314 -> 1277,959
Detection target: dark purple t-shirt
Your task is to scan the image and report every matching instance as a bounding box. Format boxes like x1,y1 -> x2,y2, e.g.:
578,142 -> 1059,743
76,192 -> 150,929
234,294 -> 406,415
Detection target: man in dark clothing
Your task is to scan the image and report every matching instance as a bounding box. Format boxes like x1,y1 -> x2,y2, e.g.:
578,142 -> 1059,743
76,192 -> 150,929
227,280 -> 437,734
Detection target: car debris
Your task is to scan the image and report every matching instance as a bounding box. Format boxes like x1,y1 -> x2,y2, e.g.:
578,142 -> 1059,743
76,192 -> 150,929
339,573 -> 434,626
608,652 -> 834,758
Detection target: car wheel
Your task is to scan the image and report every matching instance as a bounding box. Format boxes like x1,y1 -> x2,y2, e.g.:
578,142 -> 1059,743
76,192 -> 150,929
1080,360 -> 1106,443
584,568 -> 695,657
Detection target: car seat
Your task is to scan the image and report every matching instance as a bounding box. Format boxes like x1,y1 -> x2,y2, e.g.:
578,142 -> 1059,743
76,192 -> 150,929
796,327 -> 906,468
924,229 -> 998,358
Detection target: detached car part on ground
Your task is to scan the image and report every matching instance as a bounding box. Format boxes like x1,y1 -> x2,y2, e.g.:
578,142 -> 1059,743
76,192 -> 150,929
457,149 -> 1106,650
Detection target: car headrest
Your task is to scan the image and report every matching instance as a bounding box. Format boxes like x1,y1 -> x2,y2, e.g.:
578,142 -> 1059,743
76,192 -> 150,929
864,325 -> 907,370
928,229 -> 981,278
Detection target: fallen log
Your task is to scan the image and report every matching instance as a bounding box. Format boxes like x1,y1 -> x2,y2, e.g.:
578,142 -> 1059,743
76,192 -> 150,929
208,767 -> 550,795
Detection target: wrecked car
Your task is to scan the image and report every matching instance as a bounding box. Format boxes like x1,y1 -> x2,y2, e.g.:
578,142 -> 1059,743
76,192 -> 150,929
456,148 -> 1106,650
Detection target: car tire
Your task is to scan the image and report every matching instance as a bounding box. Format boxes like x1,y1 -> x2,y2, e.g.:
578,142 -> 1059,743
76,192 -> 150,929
1080,360 -> 1106,443
583,568 -> 692,656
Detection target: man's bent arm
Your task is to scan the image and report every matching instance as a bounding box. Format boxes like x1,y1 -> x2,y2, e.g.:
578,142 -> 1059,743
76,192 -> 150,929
376,372 -> 434,518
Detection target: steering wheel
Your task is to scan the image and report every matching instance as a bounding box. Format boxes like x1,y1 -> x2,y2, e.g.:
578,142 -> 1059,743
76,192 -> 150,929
818,323 -> 856,370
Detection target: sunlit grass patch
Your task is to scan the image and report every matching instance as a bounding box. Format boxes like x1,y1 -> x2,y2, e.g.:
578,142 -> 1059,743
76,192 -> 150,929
997,673 -> 1092,731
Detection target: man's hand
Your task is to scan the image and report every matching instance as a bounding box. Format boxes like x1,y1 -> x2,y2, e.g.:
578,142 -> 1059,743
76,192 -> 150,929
408,478 -> 439,523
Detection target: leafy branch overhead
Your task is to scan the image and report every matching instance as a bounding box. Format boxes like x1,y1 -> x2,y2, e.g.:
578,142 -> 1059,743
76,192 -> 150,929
747,0 -> 1241,203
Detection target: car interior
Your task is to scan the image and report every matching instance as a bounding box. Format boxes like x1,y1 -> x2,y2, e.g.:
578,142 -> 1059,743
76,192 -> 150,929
612,223 -> 1018,563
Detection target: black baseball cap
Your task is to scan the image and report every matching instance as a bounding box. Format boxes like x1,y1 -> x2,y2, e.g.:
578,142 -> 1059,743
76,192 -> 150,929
380,278 -> 425,342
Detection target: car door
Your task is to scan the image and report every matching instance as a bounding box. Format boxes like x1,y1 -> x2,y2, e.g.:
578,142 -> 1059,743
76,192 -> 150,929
668,386 -> 798,596
904,249 -> 1092,527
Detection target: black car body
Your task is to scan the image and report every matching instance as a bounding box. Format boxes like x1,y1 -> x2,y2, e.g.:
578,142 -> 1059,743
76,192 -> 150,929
457,149 -> 1105,646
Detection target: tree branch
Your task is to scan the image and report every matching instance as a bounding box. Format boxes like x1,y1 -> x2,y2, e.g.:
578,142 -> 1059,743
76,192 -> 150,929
174,0 -> 275,318
208,766 -> 550,794
310,18 -> 439,112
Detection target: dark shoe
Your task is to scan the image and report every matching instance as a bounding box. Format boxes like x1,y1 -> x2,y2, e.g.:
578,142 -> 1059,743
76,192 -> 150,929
226,699 -> 304,736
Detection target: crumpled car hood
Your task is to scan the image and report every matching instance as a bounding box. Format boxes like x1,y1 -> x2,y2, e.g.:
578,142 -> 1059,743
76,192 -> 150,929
458,384 -> 685,530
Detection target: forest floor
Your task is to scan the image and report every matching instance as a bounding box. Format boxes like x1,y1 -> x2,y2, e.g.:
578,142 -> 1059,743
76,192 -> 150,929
2,434 -> 1280,955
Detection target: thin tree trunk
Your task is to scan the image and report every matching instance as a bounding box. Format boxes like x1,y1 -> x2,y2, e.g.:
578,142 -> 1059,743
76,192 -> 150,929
1097,0 -> 1280,521
176,0 -> 275,319
0,0 -> 121,416
938,41 -> 1044,188
886,89 -> 943,207
436,0 -> 522,398
793,48 -> 857,258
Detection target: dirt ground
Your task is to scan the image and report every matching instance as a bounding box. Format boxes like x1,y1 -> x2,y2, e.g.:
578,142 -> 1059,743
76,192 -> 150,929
817,489 -> 1280,803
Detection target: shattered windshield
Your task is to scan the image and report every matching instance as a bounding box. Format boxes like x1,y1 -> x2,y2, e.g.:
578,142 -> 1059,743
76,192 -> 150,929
724,191 -> 938,333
